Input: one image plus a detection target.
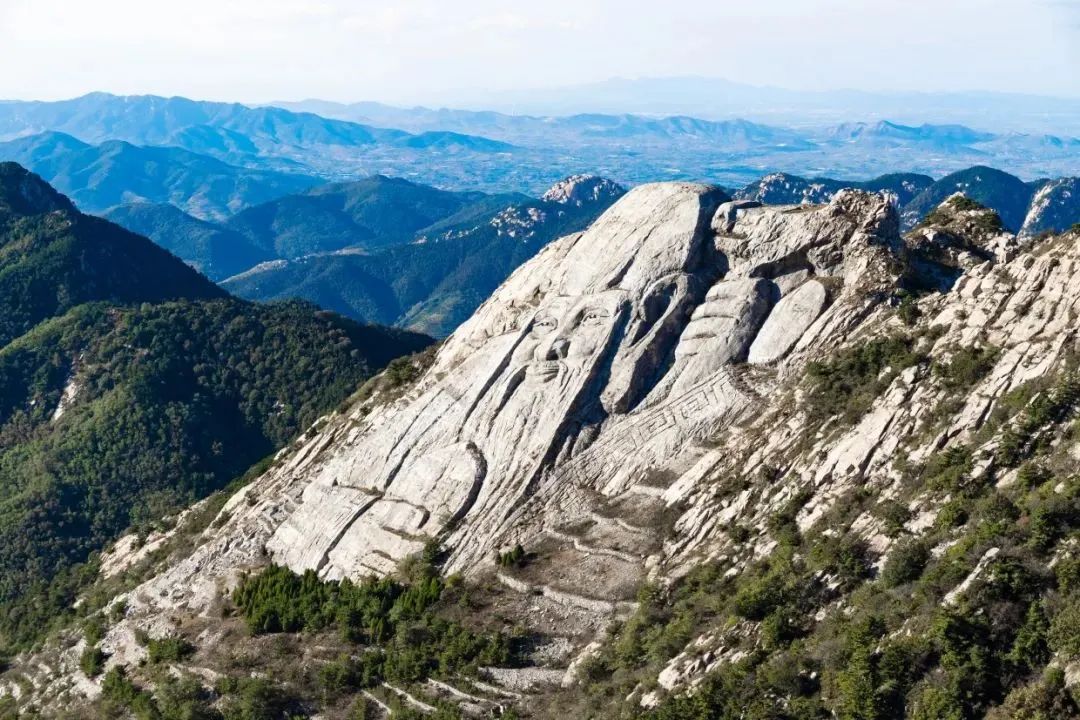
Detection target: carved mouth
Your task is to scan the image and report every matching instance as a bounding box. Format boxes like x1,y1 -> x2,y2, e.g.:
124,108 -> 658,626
527,360 -> 563,382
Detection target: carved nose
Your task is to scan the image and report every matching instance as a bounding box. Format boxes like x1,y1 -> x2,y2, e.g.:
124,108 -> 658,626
545,338 -> 570,360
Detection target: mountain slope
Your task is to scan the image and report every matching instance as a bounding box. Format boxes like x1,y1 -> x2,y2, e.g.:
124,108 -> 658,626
21,183 -> 1080,719
0,93 -> 511,165
223,175 -> 495,259
1021,177 -> 1080,237
0,132 -> 319,220
734,171 -> 934,207
902,165 -> 1035,231
223,175 -> 627,336
0,164 -> 432,656
0,162 -> 227,348
104,202 -> 275,281
856,171 -> 937,206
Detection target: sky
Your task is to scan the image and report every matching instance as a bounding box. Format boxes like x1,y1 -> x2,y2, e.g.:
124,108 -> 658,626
0,0 -> 1077,104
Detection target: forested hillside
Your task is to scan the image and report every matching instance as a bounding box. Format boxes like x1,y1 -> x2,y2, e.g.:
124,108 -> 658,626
0,165 -> 431,657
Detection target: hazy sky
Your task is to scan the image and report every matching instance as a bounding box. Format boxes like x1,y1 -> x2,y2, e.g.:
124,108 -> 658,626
1,0 -> 1077,103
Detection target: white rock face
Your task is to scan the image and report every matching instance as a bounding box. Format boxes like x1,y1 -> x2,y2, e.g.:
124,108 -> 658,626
20,181 -> 929,710
541,174 -> 625,207
748,280 -> 828,364
266,182 -> 732,576
1020,177 -> 1079,238
27,176 -> 1080,713
99,184 -> 901,615
251,185 -> 901,580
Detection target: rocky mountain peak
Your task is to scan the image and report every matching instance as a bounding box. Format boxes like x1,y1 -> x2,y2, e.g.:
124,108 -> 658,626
19,179 -> 1080,718
91,182 -> 908,624
540,174 -> 625,206
0,162 -> 75,218
911,192 -> 1013,259
734,172 -> 842,206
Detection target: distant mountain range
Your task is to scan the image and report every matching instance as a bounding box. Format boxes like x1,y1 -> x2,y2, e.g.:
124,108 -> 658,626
379,75 -> 1080,135
0,131 -> 319,220
0,93 -> 1077,194
0,93 -> 511,162
276,99 -> 1080,156
0,92 -> 1074,340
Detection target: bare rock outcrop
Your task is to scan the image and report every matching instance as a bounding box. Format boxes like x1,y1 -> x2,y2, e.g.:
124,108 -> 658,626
96,183 -> 905,638
33,178 -> 1080,715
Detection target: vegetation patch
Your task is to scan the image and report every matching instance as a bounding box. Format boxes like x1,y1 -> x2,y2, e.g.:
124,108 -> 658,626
0,299 -> 429,656
933,344 -> 999,390
804,335 -> 927,424
231,549 -> 519,689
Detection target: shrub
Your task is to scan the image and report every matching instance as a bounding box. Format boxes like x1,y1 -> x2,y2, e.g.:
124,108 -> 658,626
155,673 -> 220,720
219,676 -> 294,720
99,667 -> 158,719
384,356 -> 421,388
1025,484 -> 1080,553
986,667 -> 1080,719
496,544 -> 527,568
733,574 -> 787,621
79,646 -> 107,677
109,599 -> 129,624
921,445 -> 974,493
83,617 -> 107,645
873,499 -> 910,537
1008,601 -> 1050,672
1055,556 -> 1080,593
1048,594 -> 1080,658
231,564 -> 517,689
936,498 -> 969,528
1016,462 -> 1053,491
974,492 -> 1020,529
317,655 -> 359,701
934,345 -> 999,390
805,336 -> 926,424
996,377 -> 1080,468
898,293 -> 922,327
728,524 -> 751,543
809,536 -> 872,588
147,636 -> 196,664
881,539 -> 931,588
760,607 -> 803,650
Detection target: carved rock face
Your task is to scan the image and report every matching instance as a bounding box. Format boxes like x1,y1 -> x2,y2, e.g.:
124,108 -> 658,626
266,183 -> 727,573
264,183 -> 903,576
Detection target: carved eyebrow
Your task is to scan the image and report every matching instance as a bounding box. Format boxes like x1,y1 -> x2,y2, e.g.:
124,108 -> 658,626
580,306 -> 612,319
530,314 -> 558,329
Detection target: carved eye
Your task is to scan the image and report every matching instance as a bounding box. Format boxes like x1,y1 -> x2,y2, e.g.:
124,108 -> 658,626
580,309 -> 608,326
532,315 -> 558,334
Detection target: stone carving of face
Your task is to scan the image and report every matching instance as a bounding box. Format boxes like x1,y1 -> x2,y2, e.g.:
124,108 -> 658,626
266,183 -> 729,578
509,291 -> 625,387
